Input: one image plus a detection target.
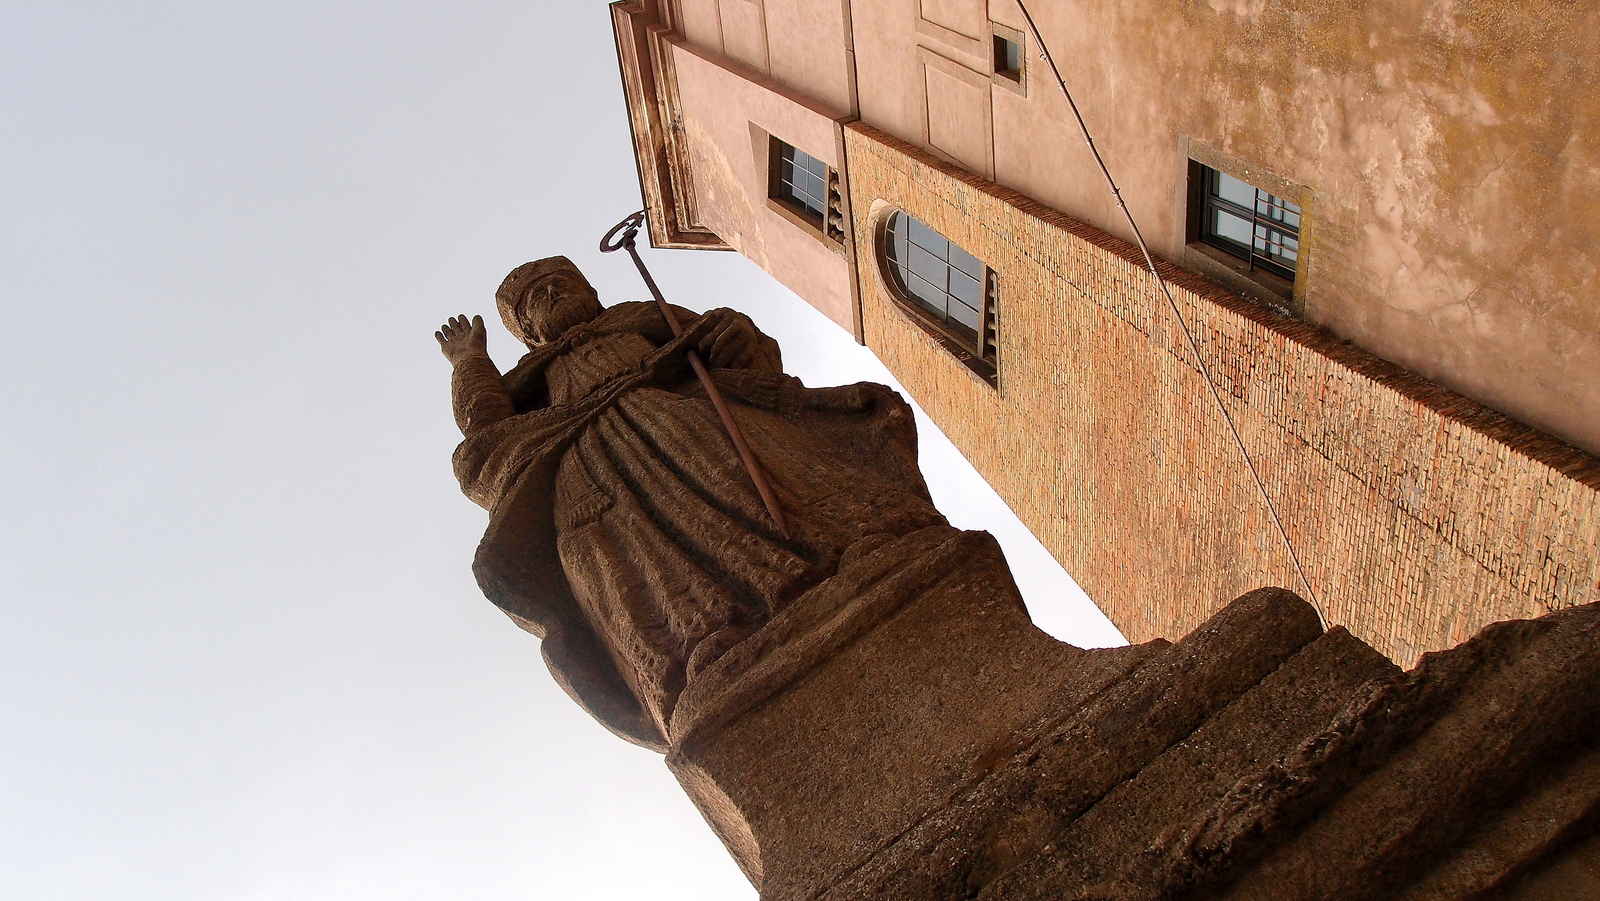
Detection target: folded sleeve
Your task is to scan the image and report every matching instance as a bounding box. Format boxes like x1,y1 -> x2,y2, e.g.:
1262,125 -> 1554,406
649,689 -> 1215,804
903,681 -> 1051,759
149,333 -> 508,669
451,354 -> 517,435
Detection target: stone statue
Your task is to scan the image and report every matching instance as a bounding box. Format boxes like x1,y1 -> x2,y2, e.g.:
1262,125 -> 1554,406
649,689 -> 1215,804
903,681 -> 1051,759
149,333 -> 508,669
438,257 -> 946,750
439,258 -> 1600,900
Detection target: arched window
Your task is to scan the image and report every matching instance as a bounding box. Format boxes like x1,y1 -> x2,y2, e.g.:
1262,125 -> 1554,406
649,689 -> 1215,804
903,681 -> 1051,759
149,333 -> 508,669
880,210 -> 998,385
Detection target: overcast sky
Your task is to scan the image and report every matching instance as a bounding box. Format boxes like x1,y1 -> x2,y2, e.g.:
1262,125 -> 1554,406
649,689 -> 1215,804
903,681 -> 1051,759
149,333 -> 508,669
0,3 -> 1121,898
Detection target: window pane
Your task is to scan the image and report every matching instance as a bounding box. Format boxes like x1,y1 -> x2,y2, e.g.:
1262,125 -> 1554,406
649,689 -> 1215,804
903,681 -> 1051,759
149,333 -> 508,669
1211,171 -> 1256,209
773,139 -> 834,223
805,152 -> 829,181
907,243 -> 948,291
889,233 -> 909,266
950,268 -> 983,311
1257,193 -> 1300,229
947,298 -> 981,334
779,180 -> 820,218
949,243 -> 983,280
900,266 -> 945,312
878,210 -> 994,361
887,211 -> 908,240
1192,162 -> 1301,284
1210,208 -> 1253,247
804,170 -> 827,204
906,217 -> 948,257
1255,225 -> 1299,264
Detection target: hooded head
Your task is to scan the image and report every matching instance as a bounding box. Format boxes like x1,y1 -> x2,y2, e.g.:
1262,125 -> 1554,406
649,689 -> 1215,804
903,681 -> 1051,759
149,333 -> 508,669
495,256 -> 603,347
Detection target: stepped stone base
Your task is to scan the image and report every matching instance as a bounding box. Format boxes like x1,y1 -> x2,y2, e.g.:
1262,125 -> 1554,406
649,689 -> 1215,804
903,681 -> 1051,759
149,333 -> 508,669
667,528 -> 1600,901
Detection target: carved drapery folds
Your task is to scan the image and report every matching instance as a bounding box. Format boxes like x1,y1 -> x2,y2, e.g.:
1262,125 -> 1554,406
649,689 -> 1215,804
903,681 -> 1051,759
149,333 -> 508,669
450,259 -> 944,747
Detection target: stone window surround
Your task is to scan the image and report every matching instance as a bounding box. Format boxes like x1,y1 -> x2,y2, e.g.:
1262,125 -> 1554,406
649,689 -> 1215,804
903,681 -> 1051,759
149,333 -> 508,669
1177,137 -> 1312,317
756,126 -> 846,250
990,22 -> 1026,97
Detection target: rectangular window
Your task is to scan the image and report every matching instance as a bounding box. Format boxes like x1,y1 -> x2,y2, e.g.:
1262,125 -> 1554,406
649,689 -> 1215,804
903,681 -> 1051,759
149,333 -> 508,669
1192,163 -> 1301,282
989,23 -> 1025,95
993,33 -> 1021,82
766,135 -> 846,246
771,139 -> 829,224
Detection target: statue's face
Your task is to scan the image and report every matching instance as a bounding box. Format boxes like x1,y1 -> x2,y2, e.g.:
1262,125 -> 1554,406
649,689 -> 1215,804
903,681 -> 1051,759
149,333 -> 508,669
512,262 -> 602,344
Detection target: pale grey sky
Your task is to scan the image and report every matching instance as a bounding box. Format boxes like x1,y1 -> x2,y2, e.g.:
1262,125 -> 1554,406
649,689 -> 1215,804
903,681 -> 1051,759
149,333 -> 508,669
0,2 -> 1120,898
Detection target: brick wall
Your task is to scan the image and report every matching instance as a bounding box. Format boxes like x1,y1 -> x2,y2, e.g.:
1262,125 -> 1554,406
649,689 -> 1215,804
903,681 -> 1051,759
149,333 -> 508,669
843,122 -> 1600,666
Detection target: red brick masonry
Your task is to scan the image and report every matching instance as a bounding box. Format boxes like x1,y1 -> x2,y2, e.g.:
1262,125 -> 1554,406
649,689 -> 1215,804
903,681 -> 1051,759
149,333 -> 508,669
843,122 -> 1600,666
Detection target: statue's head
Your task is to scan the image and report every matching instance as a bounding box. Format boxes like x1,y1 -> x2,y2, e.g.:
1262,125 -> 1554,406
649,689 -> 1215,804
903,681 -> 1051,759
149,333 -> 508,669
496,256 -> 603,346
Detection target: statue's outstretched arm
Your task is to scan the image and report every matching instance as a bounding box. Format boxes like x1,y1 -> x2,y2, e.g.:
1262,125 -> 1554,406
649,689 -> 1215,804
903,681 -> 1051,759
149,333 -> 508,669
437,314 -> 515,435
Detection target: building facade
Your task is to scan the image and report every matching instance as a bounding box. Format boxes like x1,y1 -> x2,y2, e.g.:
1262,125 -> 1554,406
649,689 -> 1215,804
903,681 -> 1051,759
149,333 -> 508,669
611,0 -> 1600,666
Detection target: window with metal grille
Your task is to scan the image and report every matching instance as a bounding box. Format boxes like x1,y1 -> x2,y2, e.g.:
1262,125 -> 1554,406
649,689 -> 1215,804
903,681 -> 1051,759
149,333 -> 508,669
881,210 -> 998,385
771,139 -> 829,224
1193,163 -> 1301,282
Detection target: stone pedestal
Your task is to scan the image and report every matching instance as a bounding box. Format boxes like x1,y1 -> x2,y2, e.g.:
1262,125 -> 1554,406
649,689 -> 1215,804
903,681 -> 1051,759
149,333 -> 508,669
667,527 -> 1600,901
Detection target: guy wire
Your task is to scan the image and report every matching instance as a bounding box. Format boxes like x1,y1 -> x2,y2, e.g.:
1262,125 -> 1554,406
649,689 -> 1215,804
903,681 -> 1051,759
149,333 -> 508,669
1012,0 -> 1327,627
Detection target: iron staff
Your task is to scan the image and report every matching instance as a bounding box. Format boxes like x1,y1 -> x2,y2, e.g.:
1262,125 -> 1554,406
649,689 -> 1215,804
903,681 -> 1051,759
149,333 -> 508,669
600,210 -> 791,539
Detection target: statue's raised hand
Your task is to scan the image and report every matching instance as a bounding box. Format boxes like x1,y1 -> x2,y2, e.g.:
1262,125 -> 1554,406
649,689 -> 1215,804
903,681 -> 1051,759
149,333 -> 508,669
436,314 -> 488,365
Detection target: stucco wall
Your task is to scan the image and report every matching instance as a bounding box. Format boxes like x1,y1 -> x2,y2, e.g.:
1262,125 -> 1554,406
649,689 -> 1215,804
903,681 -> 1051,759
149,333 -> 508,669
673,0 -> 858,115
668,38 -> 856,330
658,0 -> 1600,454
844,122 -> 1600,666
842,0 -> 1600,457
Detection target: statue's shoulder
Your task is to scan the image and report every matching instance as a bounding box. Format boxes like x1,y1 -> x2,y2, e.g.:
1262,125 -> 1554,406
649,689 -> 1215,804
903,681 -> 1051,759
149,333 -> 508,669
589,301 -> 700,346
595,300 -> 659,326
603,300 -> 657,314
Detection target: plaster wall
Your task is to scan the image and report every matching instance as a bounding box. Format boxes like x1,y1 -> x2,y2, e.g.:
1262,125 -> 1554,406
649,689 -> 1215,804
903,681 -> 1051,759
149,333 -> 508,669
673,0 -> 858,115
677,0 -> 725,49
763,0 -> 856,115
668,38 -> 856,330
719,0 -> 771,71
845,122 -> 1600,666
860,0 -> 1600,455
850,0 -> 992,164
657,0 -> 1600,453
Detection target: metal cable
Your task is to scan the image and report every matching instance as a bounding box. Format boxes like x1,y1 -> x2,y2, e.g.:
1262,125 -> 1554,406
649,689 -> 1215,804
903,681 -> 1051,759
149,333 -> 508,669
1012,0 -> 1327,626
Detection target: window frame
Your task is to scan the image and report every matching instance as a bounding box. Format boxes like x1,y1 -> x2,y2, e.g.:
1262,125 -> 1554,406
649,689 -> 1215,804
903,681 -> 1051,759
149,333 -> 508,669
990,22 -> 1027,96
877,208 -> 999,387
1193,164 -> 1301,281
766,135 -> 846,247
1178,142 -> 1310,315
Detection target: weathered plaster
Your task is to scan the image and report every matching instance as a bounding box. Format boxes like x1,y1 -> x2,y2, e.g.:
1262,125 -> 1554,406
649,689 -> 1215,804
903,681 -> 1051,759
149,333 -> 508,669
669,38 -> 857,329
973,0 -> 1600,453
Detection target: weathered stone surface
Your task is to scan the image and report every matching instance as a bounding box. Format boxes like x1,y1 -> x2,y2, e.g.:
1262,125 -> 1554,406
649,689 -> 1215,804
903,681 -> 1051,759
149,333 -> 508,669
441,258 -> 944,749
815,587 -> 1326,901
669,527 -> 1153,896
1205,603 -> 1600,901
985,627 -> 1400,901
779,591 -> 1600,901
442,263 -> 1600,901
